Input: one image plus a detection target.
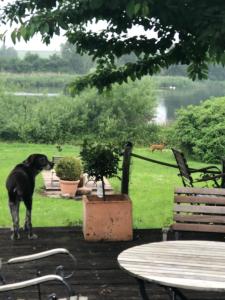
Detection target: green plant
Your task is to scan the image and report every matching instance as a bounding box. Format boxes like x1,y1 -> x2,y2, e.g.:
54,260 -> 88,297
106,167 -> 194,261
55,156 -> 82,181
80,141 -> 120,199
173,96 -> 225,162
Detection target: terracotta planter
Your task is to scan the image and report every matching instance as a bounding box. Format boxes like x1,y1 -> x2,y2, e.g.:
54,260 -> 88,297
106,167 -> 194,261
82,194 -> 133,241
59,179 -> 80,197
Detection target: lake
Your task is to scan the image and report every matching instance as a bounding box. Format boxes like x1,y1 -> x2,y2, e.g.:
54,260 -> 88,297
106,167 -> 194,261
154,80 -> 225,124
6,77 -> 225,125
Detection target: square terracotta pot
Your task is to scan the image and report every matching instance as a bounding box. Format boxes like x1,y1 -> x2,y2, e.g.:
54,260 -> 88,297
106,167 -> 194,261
82,194 -> 133,241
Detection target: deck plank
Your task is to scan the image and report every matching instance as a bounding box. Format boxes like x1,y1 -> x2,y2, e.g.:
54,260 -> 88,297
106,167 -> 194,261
0,228 -> 225,299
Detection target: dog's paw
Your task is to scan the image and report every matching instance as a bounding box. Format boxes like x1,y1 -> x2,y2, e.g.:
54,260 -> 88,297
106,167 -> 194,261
11,232 -> 20,240
28,233 -> 38,240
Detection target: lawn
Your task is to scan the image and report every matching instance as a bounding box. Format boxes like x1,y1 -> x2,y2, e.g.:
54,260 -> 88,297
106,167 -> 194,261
0,142 -> 211,229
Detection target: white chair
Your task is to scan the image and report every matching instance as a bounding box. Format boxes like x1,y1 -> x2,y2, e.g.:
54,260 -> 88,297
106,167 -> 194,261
0,248 -> 88,300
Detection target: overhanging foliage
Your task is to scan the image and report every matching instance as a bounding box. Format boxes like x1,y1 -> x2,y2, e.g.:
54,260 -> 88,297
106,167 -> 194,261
2,1 -> 225,92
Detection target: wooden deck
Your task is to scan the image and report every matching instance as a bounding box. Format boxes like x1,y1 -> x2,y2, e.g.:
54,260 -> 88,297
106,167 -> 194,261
1,227 -> 225,299
41,171 -> 114,198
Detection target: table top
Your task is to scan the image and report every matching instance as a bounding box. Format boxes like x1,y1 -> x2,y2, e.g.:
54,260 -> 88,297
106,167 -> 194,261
117,240 -> 225,292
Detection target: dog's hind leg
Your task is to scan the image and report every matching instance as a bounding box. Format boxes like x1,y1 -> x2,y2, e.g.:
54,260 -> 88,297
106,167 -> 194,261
9,200 -> 20,240
24,199 -> 38,239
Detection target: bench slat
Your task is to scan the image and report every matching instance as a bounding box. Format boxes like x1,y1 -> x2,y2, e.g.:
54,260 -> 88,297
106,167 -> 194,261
172,223 -> 225,233
174,204 -> 225,214
167,187 -> 225,239
175,187 -> 225,196
174,214 -> 225,224
175,195 -> 225,205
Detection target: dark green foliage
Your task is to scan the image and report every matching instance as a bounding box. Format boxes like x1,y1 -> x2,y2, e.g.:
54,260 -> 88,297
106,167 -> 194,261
173,97 -> 225,163
80,140 -> 120,198
55,156 -> 82,181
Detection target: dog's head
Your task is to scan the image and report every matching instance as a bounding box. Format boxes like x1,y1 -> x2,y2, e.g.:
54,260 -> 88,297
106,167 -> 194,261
23,154 -> 54,171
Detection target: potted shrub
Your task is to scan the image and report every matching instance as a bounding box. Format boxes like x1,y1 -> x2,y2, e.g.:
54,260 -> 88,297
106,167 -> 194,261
55,156 -> 82,197
80,141 -> 133,241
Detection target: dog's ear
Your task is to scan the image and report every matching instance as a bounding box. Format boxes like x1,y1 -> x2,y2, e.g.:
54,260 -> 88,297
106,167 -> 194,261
38,156 -> 48,166
23,154 -> 36,166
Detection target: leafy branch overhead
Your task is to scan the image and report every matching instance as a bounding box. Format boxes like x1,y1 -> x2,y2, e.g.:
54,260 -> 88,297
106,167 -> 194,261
2,0 -> 225,92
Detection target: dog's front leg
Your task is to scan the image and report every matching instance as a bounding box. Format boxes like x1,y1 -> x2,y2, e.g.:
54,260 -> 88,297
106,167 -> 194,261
9,201 -> 20,240
24,201 -> 37,239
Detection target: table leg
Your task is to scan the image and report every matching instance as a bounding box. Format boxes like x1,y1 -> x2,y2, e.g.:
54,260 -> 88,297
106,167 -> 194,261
168,287 -> 189,300
136,278 -> 150,300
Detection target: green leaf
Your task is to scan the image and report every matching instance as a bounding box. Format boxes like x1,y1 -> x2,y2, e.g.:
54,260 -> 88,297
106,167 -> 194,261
28,23 -> 36,37
90,0 -> 104,9
126,0 -> 135,18
11,30 -> 17,44
58,19 -> 68,30
40,23 -> 50,34
142,3 -> 149,16
19,25 -> 27,39
134,3 -> 141,15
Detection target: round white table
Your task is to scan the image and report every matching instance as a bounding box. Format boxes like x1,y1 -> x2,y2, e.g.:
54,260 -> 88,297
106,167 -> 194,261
118,240 -> 225,299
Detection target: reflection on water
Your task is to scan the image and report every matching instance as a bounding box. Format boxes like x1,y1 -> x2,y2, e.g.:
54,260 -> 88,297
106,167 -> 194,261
153,98 -> 167,124
5,92 -> 60,97
155,81 -> 225,124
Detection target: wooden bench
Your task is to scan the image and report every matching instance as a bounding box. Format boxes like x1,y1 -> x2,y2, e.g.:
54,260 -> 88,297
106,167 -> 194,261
163,187 -> 225,240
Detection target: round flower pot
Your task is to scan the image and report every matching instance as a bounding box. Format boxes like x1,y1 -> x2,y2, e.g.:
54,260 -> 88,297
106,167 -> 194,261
59,179 -> 80,197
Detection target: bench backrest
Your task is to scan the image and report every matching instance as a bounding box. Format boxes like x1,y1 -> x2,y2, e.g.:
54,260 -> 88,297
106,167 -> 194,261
173,187 -> 225,233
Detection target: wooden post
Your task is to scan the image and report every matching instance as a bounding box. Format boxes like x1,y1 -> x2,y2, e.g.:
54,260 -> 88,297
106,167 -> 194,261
121,142 -> 133,195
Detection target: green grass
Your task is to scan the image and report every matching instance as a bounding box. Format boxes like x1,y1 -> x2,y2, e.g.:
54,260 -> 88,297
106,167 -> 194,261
0,142 -> 82,228
0,142 -> 211,229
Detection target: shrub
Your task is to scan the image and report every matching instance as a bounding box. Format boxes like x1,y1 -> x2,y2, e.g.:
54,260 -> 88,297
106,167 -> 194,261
55,156 -> 82,181
173,96 -> 225,162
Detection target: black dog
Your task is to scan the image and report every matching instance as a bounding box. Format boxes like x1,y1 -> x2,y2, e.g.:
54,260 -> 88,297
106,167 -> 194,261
6,154 -> 54,240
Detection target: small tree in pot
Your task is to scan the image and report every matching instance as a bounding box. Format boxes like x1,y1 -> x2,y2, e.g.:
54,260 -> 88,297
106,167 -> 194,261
55,156 -> 82,197
80,140 -> 120,199
80,140 -> 133,241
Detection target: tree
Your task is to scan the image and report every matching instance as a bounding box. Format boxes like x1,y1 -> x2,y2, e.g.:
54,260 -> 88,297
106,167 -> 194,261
0,44 -> 18,58
173,97 -> 225,163
2,1 -> 225,93
60,42 -> 94,74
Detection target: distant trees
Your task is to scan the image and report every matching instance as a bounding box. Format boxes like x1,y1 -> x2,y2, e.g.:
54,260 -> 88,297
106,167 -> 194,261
60,42 -> 94,74
0,44 -> 95,73
0,44 -> 18,58
0,44 -> 141,74
1,44 -> 225,81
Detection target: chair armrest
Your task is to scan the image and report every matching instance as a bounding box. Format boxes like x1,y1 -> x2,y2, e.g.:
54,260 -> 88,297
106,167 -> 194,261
190,166 -> 221,174
196,173 -> 225,182
0,274 -> 72,294
7,248 -> 76,267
